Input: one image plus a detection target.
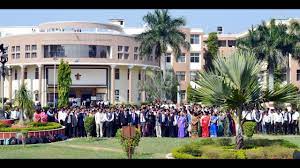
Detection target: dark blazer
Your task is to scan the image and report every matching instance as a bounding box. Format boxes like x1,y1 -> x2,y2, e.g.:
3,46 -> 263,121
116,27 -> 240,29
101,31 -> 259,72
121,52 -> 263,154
77,113 -> 85,127
129,112 -> 139,125
120,111 -> 130,126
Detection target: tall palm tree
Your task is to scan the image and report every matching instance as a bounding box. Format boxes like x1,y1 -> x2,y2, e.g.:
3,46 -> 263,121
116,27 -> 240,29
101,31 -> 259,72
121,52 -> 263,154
192,51 -> 298,149
14,83 -> 34,125
237,19 -> 300,91
135,9 -> 190,79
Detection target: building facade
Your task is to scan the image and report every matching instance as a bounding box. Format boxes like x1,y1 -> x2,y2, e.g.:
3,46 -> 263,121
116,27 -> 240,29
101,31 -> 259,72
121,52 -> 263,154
0,21 -> 160,106
0,18 -> 299,106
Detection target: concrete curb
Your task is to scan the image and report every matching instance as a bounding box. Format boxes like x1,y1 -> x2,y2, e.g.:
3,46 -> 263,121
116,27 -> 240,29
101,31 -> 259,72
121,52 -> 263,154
166,153 -> 174,159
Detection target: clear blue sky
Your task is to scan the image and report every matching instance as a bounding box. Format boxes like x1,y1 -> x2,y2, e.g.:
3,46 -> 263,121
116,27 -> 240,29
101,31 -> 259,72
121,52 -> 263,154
0,9 -> 300,33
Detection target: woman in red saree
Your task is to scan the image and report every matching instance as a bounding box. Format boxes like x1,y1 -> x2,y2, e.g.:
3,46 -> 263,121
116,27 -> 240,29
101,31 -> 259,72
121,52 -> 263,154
201,111 -> 210,137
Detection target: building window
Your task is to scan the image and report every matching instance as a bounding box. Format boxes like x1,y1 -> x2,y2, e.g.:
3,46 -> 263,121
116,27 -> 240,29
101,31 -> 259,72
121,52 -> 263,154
190,34 -> 200,44
138,92 -> 141,101
12,53 -> 15,59
124,46 -> 129,52
134,54 -> 138,60
35,93 -> 39,101
127,89 -> 129,102
190,53 -> 200,63
218,40 -> 226,47
25,45 -> 30,51
228,40 -> 236,47
16,46 -> 20,52
115,68 -> 120,80
31,45 -> 37,50
176,71 -> 186,81
11,46 -> 15,52
14,69 -> 17,80
24,68 -> 28,79
127,69 -> 130,80
176,53 -> 186,63
134,47 -> 138,53
139,55 -> 143,61
118,46 -> 123,52
25,53 -> 30,58
138,71 -> 141,80
31,52 -> 37,58
16,53 -> 20,59
297,70 -> 300,81
165,53 -> 171,63
281,68 -> 287,82
124,53 -> 129,59
180,90 -> 186,100
118,53 -> 123,59
35,68 -> 39,79
115,90 -> 120,101
190,71 -> 199,81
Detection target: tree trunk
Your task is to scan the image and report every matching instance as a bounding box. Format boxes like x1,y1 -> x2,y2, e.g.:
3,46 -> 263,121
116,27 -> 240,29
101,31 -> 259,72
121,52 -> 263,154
286,54 -> 291,84
235,108 -> 244,150
268,64 -> 275,91
19,110 -> 24,125
160,54 -> 166,101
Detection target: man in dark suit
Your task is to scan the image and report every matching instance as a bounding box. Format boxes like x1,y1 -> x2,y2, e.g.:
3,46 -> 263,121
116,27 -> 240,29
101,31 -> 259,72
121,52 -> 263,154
120,109 -> 130,127
129,109 -> 139,128
77,109 -> 85,137
113,109 -> 121,137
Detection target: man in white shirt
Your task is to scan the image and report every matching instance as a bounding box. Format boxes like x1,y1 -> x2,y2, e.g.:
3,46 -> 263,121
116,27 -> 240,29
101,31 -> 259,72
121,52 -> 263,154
58,109 -> 67,125
252,109 -> 262,133
262,111 -> 271,134
292,110 -> 299,135
242,110 -> 253,122
282,109 -> 292,135
10,108 -> 20,120
274,110 -> 283,134
95,110 -> 106,138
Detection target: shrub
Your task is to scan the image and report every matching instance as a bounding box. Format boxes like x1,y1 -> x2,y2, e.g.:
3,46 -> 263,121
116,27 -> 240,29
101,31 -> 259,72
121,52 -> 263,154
84,116 -> 95,137
0,122 -> 62,132
172,148 -> 198,159
243,121 -> 256,138
234,150 -> 246,159
215,138 -> 233,146
245,148 -> 266,159
0,123 -> 9,128
116,128 -> 141,158
200,138 -> 215,145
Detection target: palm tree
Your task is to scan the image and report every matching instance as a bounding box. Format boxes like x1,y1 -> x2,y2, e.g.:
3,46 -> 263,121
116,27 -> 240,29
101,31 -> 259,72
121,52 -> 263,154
14,83 -> 34,125
192,51 -> 298,149
135,9 -> 190,79
237,19 -> 300,91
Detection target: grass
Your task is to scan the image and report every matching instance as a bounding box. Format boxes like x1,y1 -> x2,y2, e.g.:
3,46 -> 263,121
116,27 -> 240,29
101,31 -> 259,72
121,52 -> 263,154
0,134 -> 299,159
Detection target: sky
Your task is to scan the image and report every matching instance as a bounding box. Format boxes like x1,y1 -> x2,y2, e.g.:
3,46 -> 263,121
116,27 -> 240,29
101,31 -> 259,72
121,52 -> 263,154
0,9 -> 300,34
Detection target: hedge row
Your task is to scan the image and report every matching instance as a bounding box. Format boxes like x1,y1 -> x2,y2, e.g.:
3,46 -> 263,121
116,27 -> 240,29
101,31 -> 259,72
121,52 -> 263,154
0,122 -> 62,132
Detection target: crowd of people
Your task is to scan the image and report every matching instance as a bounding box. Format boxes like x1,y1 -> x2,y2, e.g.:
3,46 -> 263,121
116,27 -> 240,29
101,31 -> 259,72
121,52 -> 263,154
6,102 -> 300,138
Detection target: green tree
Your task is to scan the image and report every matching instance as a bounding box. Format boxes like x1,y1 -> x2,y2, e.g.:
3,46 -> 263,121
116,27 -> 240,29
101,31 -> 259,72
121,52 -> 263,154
192,51 -> 298,149
138,69 -> 178,103
135,9 -> 190,78
14,83 -> 34,125
187,84 -> 197,103
237,19 -> 300,91
58,59 -> 72,108
204,32 -> 219,71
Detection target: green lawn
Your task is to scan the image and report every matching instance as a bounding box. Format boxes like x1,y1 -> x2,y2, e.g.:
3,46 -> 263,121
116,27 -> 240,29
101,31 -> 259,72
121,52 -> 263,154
0,135 -> 299,159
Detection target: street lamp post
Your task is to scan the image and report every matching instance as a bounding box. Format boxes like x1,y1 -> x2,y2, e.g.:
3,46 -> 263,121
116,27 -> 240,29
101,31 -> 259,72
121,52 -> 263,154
0,44 -> 8,119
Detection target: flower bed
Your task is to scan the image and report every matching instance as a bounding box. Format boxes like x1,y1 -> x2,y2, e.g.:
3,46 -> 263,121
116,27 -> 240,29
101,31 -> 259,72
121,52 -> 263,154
172,138 -> 300,159
0,122 -> 64,140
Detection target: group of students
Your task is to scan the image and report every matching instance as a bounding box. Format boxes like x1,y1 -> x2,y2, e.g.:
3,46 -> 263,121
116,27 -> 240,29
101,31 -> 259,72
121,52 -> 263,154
6,103 -> 300,139
242,108 -> 300,135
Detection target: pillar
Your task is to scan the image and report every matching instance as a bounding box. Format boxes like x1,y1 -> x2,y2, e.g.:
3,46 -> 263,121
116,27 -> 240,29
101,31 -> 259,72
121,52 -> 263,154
38,64 -> 42,103
8,66 -> 12,102
110,65 -> 116,104
20,65 -> 25,85
141,66 -> 147,102
128,65 -> 134,103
